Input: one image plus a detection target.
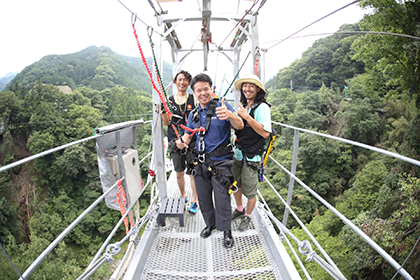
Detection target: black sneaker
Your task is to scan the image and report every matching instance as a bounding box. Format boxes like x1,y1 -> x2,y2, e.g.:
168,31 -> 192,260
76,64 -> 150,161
232,208 -> 245,220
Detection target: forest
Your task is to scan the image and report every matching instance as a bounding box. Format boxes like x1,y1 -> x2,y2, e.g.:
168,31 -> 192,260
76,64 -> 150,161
0,0 -> 419,279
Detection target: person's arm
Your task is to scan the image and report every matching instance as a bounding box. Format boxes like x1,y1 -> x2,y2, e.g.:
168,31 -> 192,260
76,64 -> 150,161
227,110 -> 244,130
175,133 -> 192,149
237,104 -> 270,138
175,111 -> 194,149
162,111 -> 170,126
161,97 -> 174,127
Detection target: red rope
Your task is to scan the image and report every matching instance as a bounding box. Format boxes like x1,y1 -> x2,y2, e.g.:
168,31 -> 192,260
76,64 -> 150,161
115,180 -> 130,234
132,24 -> 172,119
132,24 -> 207,138
182,125 -> 205,137
254,58 -> 259,75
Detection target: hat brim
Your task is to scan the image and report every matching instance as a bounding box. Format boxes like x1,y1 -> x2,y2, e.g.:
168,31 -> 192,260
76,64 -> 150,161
234,78 -> 267,94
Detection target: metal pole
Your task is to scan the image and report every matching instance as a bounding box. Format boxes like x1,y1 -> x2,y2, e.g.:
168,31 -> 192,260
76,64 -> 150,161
172,49 -> 178,95
116,132 -> 132,209
251,13 -> 260,77
153,13 -> 167,199
233,47 -> 240,110
132,126 -> 138,150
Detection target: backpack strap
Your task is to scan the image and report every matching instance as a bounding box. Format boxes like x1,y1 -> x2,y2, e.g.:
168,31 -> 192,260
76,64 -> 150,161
248,101 -> 271,118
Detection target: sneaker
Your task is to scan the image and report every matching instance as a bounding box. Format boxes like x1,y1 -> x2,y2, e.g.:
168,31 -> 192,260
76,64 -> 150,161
189,202 -> 198,214
239,216 -> 251,231
184,196 -> 188,203
232,208 -> 245,220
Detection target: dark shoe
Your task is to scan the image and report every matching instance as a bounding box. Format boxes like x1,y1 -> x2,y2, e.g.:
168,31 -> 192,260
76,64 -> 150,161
232,208 -> 245,220
223,230 -> 234,248
239,216 -> 251,231
200,225 -> 216,238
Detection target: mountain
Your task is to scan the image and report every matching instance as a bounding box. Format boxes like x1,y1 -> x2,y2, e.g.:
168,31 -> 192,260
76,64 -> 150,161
0,72 -> 18,91
266,23 -> 365,91
4,46 -> 172,93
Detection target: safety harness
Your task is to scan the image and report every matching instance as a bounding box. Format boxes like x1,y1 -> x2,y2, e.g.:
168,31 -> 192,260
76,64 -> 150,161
190,98 -> 234,189
234,101 -> 276,181
234,102 -> 268,168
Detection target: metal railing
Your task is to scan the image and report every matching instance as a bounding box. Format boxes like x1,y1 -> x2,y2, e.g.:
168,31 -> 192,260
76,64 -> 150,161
265,121 -> 419,280
3,118 -> 418,280
0,120 -> 154,280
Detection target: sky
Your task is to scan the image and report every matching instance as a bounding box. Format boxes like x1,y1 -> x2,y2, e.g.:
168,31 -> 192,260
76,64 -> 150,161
0,0 -> 366,87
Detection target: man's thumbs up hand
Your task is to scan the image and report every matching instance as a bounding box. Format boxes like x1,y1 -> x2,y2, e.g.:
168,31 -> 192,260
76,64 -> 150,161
216,97 -> 229,120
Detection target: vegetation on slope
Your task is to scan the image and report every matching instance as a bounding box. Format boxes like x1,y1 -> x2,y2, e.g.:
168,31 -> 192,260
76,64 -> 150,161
0,0 -> 419,279
4,46 -> 172,93
261,1 -> 420,278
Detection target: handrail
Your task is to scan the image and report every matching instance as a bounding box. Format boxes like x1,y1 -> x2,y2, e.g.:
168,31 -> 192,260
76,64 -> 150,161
87,203 -> 132,269
0,120 -> 149,279
19,178 -> 123,280
270,122 -> 415,280
272,121 -> 420,168
264,208 -> 346,280
262,175 -> 344,278
257,189 -> 312,279
0,135 -> 102,173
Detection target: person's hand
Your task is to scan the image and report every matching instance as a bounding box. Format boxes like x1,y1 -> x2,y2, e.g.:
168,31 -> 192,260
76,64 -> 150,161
175,138 -> 188,149
237,104 -> 250,121
216,97 -> 229,120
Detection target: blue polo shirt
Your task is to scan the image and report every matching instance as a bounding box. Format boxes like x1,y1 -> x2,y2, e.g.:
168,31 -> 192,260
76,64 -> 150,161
186,100 -> 236,161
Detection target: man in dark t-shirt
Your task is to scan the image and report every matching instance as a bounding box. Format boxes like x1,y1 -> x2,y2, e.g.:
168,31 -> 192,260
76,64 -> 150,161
162,70 -> 199,214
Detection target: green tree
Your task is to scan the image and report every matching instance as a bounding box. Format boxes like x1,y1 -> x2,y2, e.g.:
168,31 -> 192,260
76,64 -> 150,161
0,91 -> 20,132
337,160 -> 387,220
270,24 -> 365,90
354,0 -> 420,108
335,98 -> 381,145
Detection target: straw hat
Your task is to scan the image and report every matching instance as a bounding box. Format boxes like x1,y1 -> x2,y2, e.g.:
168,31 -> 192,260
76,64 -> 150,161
234,74 -> 267,94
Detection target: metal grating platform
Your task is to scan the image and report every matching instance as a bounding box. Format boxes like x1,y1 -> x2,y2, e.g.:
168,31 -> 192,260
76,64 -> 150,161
138,172 -> 285,280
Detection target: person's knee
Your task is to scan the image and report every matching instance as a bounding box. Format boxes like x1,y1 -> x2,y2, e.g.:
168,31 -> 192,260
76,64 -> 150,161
176,171 -> 185,179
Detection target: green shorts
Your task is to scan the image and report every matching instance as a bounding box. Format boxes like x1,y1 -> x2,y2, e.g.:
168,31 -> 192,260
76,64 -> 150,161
169,140 -> 194,173
232,158 -> 260,199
